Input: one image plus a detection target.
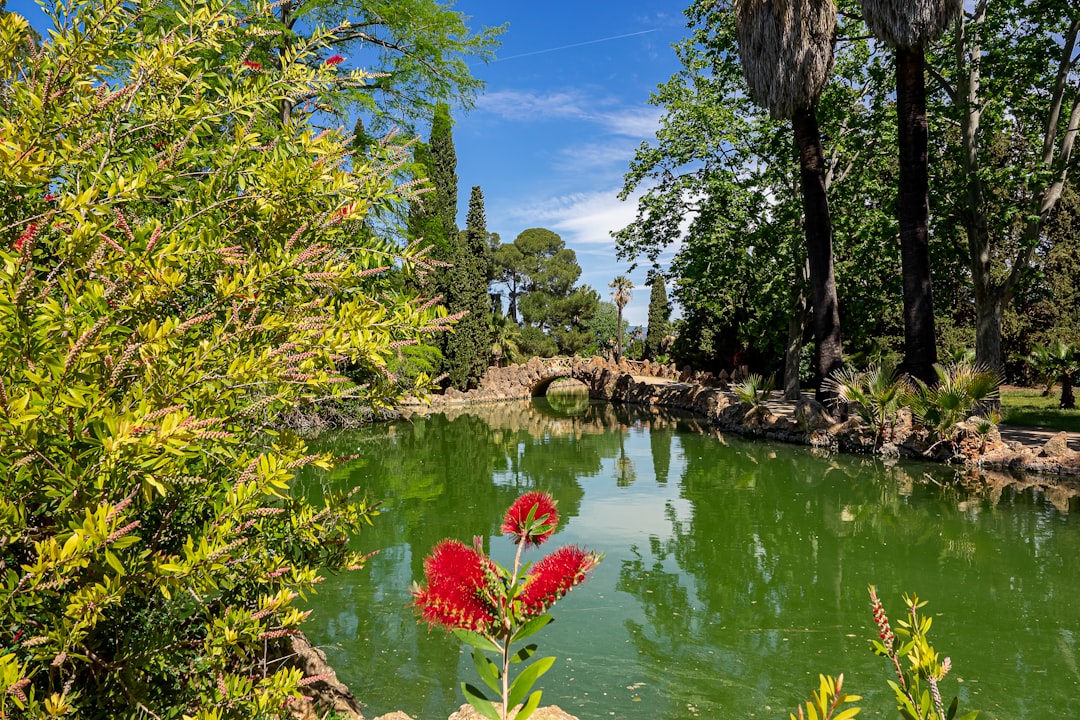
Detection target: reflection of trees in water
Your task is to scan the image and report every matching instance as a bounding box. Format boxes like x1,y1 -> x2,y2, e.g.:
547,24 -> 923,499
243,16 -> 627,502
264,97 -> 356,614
293,401 -> 1080,718
293,401 -> 656,716
615,433 -> 1080,716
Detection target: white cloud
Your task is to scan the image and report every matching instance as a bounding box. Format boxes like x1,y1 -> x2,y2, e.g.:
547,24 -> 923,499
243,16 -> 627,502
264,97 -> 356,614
477,89 -> 661,139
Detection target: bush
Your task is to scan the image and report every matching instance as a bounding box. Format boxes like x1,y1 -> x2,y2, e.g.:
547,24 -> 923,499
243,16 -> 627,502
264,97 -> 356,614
0,2 -> 442,717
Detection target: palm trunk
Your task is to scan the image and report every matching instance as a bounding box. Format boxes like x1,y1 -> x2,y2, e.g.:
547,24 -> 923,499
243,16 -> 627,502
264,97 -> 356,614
895,46 -> 938,384
792,106 -> 843,404
614,307 -> 623,362
1061,373 -> 1076,410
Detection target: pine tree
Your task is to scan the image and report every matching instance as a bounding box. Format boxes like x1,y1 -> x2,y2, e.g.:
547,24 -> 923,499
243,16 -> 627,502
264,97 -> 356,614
645,274 -> 672,360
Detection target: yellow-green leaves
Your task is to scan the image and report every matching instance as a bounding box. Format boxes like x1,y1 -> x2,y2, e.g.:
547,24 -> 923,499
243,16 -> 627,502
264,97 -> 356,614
790,674 -> 861,720
0,0 -> 442,716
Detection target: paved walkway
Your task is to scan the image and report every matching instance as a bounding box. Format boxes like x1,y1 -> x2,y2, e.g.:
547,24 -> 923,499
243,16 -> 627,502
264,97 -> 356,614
755,396 -> 1079,452
997,424 -> 1079,451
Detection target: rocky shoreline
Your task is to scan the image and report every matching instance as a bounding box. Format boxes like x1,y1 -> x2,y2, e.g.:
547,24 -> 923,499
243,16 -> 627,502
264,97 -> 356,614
410,357 -> 1079,477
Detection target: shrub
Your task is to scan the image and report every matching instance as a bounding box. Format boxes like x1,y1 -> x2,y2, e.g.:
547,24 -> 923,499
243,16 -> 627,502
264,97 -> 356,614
904,361 -> 1001,449
0,2 -> 442,717
821,363 -> 909,449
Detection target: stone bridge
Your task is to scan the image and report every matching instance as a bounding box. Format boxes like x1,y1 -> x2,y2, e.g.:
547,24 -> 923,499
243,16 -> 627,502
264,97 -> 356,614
423,355 -> 681,406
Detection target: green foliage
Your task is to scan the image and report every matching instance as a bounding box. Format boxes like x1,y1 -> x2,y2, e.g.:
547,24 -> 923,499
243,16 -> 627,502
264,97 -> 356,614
644,274 -> 673,361
868,588 -> 979,720
1026,340 -> 1078,409
494,229 -> 598,358
903,361 -> 1002,445
0,2 -> 443,716
443,186 -> 493,389
581,301 -> 624,358
489,312 -> 523,367
732,373 -> 775,409
219,0 -> 504,129
789,674 -> 861,720
617,1 -> 910,373
821,363 -> 909,448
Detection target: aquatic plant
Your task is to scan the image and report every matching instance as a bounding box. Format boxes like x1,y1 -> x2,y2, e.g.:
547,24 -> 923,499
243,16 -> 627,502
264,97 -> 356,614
412,492 -> 601,720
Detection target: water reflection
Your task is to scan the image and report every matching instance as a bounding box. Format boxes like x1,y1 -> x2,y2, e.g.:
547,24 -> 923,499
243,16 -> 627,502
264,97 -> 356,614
295,399 -> 1080,720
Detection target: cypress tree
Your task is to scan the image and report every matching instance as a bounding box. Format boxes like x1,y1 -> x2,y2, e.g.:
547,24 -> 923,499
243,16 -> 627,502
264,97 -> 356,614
445,186 -> 493,389
429,102 -> 458,260
645,274 -> 672,360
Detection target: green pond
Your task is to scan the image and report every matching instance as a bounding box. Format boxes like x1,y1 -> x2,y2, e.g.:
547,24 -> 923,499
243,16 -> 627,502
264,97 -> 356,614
294,391 -> 1080,720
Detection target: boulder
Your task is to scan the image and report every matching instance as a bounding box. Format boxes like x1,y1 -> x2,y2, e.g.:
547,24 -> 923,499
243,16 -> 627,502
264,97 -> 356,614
274,633 -> 364,720
1040,432 -> 1076,459
448,704 -> 579,720
794,397 -> 836,433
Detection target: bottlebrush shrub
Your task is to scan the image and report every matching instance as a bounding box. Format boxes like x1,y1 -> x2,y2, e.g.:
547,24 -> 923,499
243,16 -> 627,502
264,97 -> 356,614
413,492 -> 602,720
0,2 -> 446,718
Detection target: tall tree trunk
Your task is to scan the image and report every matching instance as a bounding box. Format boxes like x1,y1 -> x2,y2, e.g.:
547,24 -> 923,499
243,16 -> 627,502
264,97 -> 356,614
895,46 -> 938,384
1060,373 -> 1075,410
792,106 -> 843,404
614,306 -> 623,362
958,0 -> 1005,373
783,256 -> 810,400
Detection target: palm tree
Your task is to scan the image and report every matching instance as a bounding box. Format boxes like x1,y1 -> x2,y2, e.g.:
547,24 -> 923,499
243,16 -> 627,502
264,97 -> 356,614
860,0 -> 962,385
1027,340 -> 1078,410
609,275 -> 633,362
489,312 -> 523,368
735,0 -> 843,403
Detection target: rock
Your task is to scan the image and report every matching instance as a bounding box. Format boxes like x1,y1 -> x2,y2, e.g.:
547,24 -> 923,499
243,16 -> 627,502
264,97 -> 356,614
1040,432 -> 1076,458
274,633 -> 364,720
795,397 -> 835,432
448,704 -> 579,720
373,713 -> 415,720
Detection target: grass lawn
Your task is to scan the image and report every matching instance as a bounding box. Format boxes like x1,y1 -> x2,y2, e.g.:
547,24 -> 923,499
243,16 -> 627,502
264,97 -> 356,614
1000,386 -> 1080,433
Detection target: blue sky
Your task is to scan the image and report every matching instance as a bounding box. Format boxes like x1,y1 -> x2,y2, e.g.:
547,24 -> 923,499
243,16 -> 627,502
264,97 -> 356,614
7,0 -> 689,326
451,1 -> 688,326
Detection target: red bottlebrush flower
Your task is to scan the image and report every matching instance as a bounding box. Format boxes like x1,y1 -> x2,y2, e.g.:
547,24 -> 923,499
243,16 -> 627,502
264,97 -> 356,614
501,491 -> 559,546
413,539 -> 498,633
869,585 -> 894,653
519,545 -> 599,617
13,223 -> 38,252
43,193 -> 57,202
325,54 -> 345,66
242,60 -> 263,71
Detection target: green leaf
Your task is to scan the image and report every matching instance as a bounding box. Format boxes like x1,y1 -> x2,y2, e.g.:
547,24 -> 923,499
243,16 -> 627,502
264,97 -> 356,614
947,695 -> 959,720
460,683 -> 501,720
506,655 -> 555,710
511,614 -> 553,644
513,689 -> 544,720
509,643 -> 537,664
833,707 -> 861,720
104,550 -> 124,575
953,712 -> 979,720
472,647 -> 501,695
453,628 -> 500,654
